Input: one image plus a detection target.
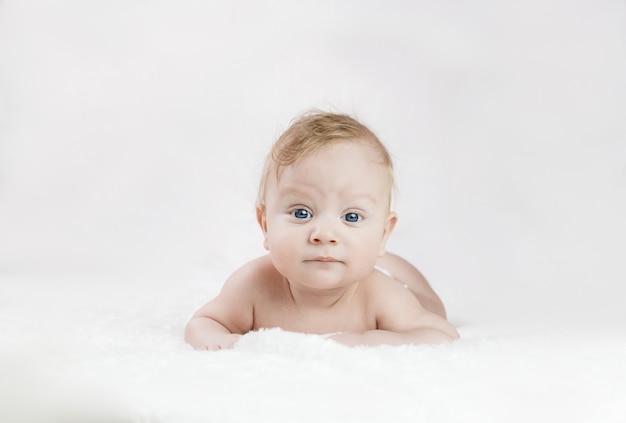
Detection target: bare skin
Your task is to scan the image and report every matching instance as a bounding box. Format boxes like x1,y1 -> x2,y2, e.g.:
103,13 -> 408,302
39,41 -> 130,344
185,253 -> 457,350
375,251 -> 447,319
185,140 -> 458,350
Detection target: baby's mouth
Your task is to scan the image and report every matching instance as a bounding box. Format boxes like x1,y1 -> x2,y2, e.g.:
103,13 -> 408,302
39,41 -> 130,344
308,257 -> 341,263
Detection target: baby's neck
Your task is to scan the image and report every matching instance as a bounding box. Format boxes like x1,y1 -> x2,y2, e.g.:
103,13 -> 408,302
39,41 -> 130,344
285,280 -> 359,310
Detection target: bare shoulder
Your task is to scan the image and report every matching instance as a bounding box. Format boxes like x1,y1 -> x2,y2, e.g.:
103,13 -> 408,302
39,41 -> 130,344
192,255 -> 281,333
222,255 -> 281,292
376,251 -> 447,318
362,271 -> 458,338
362,270 -> 423,313
359,272 -> 419,325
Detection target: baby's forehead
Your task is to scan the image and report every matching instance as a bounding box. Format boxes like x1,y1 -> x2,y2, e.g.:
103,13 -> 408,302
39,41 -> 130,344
272,143 -> 392,195
258,137 -> 395,207
279,142 -> 386,175
294,139 -> 386,165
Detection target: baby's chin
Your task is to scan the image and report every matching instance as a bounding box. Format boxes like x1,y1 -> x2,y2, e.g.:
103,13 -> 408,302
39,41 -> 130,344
287,274 -> 357,291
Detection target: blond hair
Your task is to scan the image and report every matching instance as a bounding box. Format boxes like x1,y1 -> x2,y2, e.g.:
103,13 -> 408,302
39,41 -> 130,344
257,111 -> 394,207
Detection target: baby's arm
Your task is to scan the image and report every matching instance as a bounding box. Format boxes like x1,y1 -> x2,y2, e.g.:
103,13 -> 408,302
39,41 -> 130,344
185,316 -> 242,350
329,316 -> 458,347
330,279 -> 459,347
184,261 -> 258,351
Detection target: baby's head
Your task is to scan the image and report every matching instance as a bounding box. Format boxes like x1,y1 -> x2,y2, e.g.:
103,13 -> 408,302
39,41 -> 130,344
257,111 -> 395,209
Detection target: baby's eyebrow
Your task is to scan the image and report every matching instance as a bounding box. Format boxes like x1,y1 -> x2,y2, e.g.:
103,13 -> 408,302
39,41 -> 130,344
337,188 -> 383,204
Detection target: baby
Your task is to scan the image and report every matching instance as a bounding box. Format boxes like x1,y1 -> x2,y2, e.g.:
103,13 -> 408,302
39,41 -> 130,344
185,111 -> 459,350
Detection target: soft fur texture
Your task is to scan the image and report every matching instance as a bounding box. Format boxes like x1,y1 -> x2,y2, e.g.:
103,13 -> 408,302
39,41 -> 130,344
1,272 -> 625,423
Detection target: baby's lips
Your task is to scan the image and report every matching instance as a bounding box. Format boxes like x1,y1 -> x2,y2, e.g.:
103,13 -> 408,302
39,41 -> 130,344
308,256 -> 341,262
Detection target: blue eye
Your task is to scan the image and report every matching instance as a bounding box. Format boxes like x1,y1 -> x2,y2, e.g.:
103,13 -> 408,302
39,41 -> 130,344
292,209 -> 311,219
344,212 -> 360,223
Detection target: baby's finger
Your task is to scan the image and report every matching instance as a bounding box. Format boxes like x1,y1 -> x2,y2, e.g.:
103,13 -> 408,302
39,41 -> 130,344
203,343 -> 221,351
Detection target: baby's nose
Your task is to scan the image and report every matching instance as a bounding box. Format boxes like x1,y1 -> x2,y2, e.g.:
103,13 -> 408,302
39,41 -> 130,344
309,219 -> 338,244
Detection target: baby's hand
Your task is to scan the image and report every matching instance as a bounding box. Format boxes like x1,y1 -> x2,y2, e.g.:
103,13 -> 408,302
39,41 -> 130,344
200,333 -> 241,351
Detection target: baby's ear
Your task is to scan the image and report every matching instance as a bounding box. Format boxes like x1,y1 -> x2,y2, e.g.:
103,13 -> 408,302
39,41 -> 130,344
256,205 -> 269,250
379,212 -> 398,256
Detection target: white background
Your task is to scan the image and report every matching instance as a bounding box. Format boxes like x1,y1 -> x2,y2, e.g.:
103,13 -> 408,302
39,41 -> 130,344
1,0 -> 625,334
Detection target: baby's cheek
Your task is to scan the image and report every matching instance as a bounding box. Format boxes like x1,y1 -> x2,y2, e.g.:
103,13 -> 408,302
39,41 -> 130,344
267,246 -> 298,280
266,234 -> 296,262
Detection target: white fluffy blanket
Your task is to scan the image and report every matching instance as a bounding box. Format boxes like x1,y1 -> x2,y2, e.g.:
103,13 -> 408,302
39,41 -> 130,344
2,271 -> 624,423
